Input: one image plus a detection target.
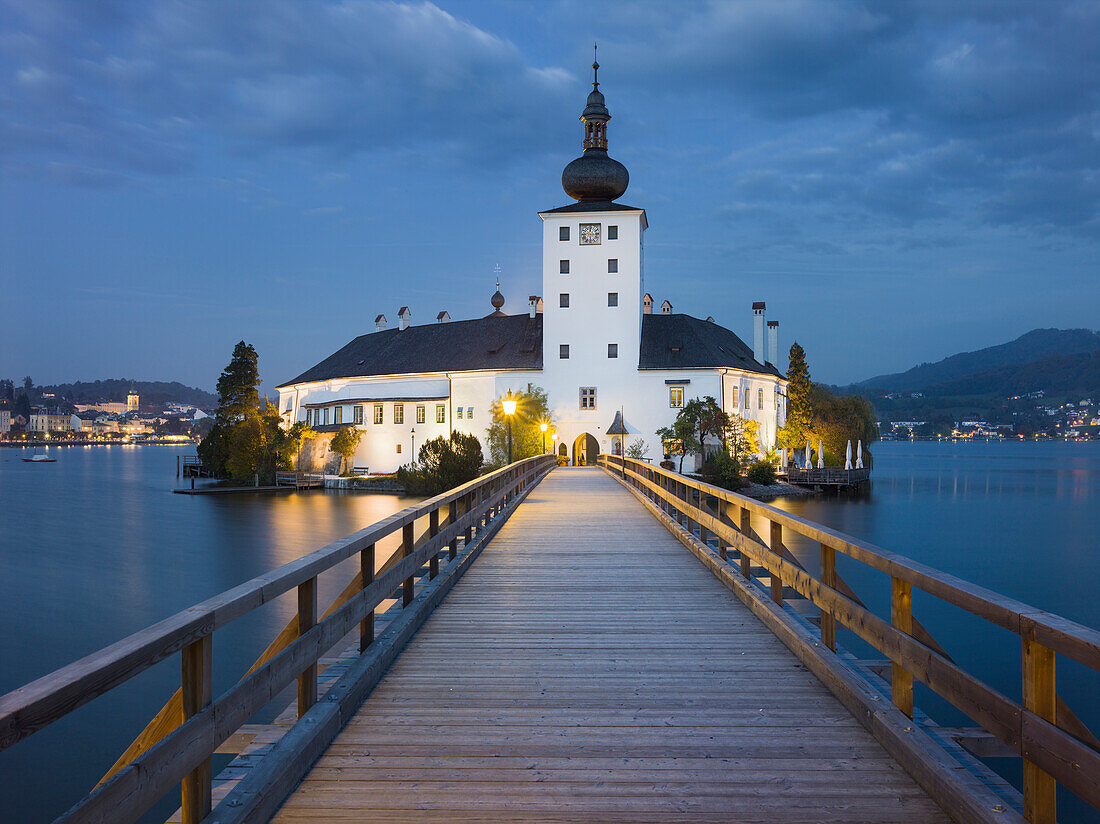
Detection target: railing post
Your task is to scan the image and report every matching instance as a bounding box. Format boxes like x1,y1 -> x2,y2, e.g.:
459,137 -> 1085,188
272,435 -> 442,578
890,576 -> 913,717
464,492 -> 474,547
738,507 -> 751,579
769,520 -> 783,605
717,499 -> 733,561
820,542 -> 837,651
699,491 -> 710,548
297,576 -> 317,717
180,634 -> 212,824
1022,638 -> 1057,824
448,498 -> 458,561
428,508 -> 440,580
360,543 -> 375,652
402,521 -> 415,606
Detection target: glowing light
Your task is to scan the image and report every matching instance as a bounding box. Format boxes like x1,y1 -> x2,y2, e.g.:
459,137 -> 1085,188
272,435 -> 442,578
540,422 -> 548,432
502,393 -> 518,416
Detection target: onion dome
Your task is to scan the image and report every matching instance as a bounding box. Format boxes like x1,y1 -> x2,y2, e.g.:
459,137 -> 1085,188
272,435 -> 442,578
491,287 -> 505,310
562,46 -> 629,203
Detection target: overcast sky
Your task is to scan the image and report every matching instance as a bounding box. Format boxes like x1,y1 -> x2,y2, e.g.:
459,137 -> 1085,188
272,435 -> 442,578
2,0 -> 1098,390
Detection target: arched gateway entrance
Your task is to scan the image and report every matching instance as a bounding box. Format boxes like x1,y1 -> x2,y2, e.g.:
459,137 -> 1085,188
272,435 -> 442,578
572,433 -> 599,466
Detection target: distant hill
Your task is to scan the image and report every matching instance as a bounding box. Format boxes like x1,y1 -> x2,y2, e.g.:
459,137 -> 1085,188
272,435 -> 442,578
40,379 -> 217,409
848,329 -> 1100,394
921,350 -> 1100,398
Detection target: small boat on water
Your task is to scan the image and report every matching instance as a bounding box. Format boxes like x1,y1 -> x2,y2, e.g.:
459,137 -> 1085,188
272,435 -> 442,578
22,451 -> 56,463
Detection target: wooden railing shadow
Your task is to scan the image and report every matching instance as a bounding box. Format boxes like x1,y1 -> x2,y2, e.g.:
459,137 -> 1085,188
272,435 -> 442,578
0,455 -> 556,824
599,454 -> 1100,824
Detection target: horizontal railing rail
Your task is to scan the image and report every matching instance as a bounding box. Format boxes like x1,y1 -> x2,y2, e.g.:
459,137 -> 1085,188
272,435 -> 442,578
599,453 -> 1099,824
0,454 -> 555,824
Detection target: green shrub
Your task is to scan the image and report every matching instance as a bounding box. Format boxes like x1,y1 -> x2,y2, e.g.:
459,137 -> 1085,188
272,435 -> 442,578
556,455 -> 569,467
701,452 -> 743,491
397,432 -> 484,496
747,460 -> 777,486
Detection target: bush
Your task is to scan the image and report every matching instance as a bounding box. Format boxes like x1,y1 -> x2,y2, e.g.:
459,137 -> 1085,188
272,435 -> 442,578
556,455 -> 569,467
701,452 -> 743,491
397,432 -> 484,496
747,460 -> 777,486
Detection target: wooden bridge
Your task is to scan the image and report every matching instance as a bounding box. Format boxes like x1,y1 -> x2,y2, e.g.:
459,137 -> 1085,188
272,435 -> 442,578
2,456 -> 1099,823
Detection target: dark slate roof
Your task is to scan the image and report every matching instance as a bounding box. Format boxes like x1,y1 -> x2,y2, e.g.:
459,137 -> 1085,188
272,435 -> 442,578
538,200 -> 645,214
639,314 -> 783,378
279,314 -> 542,388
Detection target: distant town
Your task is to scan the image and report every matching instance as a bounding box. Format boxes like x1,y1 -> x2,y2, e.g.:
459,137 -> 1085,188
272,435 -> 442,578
878,394 -> 1098,441
0,378 -> 214,444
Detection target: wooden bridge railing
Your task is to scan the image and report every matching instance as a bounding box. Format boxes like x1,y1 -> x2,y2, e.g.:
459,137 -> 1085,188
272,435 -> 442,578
0,454 -> 555,824
599,454 -> 1100,824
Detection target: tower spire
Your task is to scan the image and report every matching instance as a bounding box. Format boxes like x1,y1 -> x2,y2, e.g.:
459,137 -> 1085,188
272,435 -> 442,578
560,51 -> 629,202
592,42 -> 599,90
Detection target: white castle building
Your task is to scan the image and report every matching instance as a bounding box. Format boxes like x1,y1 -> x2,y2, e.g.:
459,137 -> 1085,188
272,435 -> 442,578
278,60 -> 788,473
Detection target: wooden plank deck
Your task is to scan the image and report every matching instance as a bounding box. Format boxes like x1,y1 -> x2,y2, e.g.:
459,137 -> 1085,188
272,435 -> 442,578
272,468 -> 951,823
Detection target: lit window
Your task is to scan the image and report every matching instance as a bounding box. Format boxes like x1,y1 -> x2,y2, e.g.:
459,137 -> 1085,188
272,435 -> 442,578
579,386 -> 596,410
559,226 -> 569,241
662,438 -> 682,455
608,292 -> 618,307
353,405 -> 363,425
305,409 -> 313,426
396,443 -> 402,454
334,406 -> 343,424
560,293 -> 569,308
608,343 -> 618,359
373,404 -> 383,424
744,388 -> 749,408
758,389 -> 764,410
467,406 -> 473,418
394,404 -> 404,424
323,407 -> 329,425
560,344 -> 570,359
416,405 -> 425,424
456,407 -> 463,420
560,260 -> 570,274
732,386 -> 739,408
607,259 -> 618,273
607,225 -> 618,240
436,404 -> 446,423
670,387 -> 684,408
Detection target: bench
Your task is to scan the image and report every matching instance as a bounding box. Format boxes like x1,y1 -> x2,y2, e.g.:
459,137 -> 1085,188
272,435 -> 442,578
351,466 -> 370,476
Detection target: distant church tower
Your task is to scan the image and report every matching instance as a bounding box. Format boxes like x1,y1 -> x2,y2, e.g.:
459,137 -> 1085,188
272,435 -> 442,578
126,388 -> 139,411
539,50 -> 647,429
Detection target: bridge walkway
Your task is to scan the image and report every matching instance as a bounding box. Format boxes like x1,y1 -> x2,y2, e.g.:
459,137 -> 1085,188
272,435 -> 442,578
272,468 -> 951,823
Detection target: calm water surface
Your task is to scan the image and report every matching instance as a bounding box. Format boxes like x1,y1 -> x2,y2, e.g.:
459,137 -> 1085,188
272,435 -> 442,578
0,445 -> 420,823
2,442 -> 1098,821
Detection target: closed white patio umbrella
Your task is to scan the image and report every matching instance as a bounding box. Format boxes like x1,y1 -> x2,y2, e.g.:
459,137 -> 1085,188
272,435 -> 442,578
845,440 -> 853,470
856,440 -> 864,469
805,440 -> 812,469
817,439 -> 824,469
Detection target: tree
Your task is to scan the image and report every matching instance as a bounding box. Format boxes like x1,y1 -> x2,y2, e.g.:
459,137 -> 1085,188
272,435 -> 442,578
683,396 -> 730,459
0,379 -> 13,402
400,432 -> 485,495
486,384 -> 552,465
656,415 -> 700,474
625,438 -> 650,460
329,426 -> 363,474
23,376 -> 33,392
808,384 -> 878,465
215,341 -> 260,425
725,414 -> 760,463
779,342 -> 813,451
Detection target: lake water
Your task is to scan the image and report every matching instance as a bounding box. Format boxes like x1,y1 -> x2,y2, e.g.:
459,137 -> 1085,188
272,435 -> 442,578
1,441 -> 1098,821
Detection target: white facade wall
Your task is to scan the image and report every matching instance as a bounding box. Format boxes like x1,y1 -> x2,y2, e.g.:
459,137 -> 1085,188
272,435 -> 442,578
0,411 -> 9,433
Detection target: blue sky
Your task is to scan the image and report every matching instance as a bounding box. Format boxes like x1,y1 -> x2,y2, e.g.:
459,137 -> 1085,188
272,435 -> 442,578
2,0 -> 1098,390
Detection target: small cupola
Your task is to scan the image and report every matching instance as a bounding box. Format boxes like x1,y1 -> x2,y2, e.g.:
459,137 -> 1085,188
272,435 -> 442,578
528,295 -> 539,318
398,306 -> 411,330
660,299 -> 672,315
375,314 -> 387,331
437,310 -> 450,323
643,293 -> 653,314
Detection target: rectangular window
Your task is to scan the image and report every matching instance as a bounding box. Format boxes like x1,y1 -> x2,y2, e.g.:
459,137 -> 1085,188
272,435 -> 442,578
436,404 -> 446,423
662,438 -> 682,455
323,407 -> 329,425
305,409 -> 313,426
560,344 -> 570,359
744,388 -> 749,408
758,389 -> 764,410
334,406 -> 343,424
559,293 -> 569,308
416,405 -> 425,424
670,387 -> 684,408
732,386 -> 739,408
607,259 -> 618,273
607,225 -> 618,240
579,386 -> 596,410
559,226 -> 569,241
394,404 -> 404,424
373,404 -> 383,424
456,407 -> 463,420
467,406 -> 473,419
607,343 -> 618,359
353,405 -> 363,424
396,443 -> 402,454
559,259 -> 570,274
607,292 -> 618,307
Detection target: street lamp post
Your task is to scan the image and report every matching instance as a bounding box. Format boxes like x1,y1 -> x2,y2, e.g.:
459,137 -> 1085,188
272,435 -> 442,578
410,427 -> 415,459
502,391 -> 517,464
540,421 -> 548,454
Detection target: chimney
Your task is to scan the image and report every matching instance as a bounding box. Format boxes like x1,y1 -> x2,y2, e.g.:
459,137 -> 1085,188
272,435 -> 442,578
528,295 -> 538,318
643,293 -> 653,314
536,297 -> 544,314
767,320 -> 779,366
752,301 -> 766,364
661,299 -> 672,315
375,313 -> 387,332
398,306 -> 411,331
436,310 -> 450,323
